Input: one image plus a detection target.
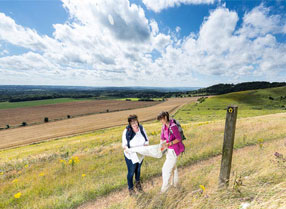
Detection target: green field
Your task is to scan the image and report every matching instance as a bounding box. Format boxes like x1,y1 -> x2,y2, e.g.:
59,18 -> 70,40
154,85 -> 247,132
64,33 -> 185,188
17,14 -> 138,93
1,87 -> 286,209
175,86 -> 286,123
0,98 -> 96,109
116,98 -> 164,101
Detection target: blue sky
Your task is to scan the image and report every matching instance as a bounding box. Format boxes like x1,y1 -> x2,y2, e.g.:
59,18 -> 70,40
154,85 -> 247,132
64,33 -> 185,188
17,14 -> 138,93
0,0 -> 285,87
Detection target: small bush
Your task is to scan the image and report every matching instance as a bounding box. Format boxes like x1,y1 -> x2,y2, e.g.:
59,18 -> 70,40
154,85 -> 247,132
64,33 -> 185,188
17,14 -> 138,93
22,122 -> 27,126
44,117 -> 49,123
67,115 -> 71,119
106,109 -> 109,112
269,96 -> 274,100
6,124 -> 10,129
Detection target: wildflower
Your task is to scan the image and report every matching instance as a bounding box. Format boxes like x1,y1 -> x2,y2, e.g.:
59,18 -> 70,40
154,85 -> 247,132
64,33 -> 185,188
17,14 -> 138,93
82,174 -> 86,177
39,172 -> 45,177
0,172 -> 3,175
199,185 -> 206,193
69,156 -> 80,165
12,179 -> 19,183
14,192 -> 22,199
60,159 -> 67,164
24,164 -> 29,168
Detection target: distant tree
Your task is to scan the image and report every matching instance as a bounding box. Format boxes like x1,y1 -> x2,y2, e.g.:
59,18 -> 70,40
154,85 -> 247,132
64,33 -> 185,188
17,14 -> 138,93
6,124 -> 10,129
67,115 -> 71,119
44,117 -> 49,123
22,122 -> 27,126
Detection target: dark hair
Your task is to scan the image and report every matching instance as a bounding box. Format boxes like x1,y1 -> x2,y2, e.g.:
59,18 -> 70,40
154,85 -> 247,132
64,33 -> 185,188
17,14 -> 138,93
157,111 -> 169,121
128,114 -> 138,125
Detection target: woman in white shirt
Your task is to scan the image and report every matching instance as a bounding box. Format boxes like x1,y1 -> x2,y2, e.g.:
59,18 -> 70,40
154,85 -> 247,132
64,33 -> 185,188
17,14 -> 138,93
122,114 -> 149,196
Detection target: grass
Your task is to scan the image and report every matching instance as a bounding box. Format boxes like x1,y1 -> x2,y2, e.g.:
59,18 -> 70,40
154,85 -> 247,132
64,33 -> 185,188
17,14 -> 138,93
115,98 -> 164,101
174,86 -> 286,123
0,98 -> 95,109
1,86 -> 286,208
1,112 -> 286,209
114,138 -> 286,209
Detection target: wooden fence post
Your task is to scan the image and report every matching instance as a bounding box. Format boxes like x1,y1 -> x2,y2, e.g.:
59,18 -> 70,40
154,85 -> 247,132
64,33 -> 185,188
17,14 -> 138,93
218,105 -> 238,188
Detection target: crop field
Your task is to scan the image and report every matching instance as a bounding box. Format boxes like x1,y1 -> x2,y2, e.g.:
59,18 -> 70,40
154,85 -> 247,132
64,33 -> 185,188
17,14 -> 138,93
0,98 -> 92,110
0,97 -> 197,149
0,99 -> 162,128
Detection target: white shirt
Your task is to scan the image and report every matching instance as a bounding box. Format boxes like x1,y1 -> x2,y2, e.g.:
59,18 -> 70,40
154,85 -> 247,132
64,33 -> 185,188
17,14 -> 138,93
122,127 -> 149,164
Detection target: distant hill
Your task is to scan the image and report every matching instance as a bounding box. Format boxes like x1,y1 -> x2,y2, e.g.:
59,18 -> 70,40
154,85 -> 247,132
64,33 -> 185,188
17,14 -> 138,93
175,86 -> 286,123
191,81 -> 286,95
0,85 -> 200,102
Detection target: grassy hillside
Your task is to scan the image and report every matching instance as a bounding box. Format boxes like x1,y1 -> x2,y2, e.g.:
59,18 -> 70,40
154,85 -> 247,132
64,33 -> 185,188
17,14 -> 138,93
1,87 -> 286,209
1,112 -> 286,209
109,138 -> 286,209
175,86 -> 286,122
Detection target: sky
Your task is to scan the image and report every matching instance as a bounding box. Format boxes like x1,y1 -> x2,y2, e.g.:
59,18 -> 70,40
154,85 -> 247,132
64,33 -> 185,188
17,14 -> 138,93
0,0 -> 286,87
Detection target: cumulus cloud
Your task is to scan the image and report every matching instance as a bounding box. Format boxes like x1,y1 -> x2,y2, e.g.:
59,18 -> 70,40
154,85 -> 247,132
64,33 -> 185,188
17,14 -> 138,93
0,13 -> 60,52
142,0 -> 215,13
0,1 -> 286,86
238,4 -> 286,38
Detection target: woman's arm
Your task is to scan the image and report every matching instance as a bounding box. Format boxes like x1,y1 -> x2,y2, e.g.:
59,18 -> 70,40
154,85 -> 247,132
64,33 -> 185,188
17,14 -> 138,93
166,124 -> 182,147
166,139 -> 180,147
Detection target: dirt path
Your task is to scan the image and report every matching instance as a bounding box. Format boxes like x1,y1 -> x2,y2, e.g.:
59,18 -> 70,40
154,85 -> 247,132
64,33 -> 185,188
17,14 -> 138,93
0,97 -> 197,149
77,139 -> 285,209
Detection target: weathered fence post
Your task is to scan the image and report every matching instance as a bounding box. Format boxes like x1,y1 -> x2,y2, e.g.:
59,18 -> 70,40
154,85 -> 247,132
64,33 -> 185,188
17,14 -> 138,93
218,105 -> 238,188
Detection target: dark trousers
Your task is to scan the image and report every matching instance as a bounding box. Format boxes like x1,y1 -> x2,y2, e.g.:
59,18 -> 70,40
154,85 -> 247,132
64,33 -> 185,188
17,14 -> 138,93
124,155 -> 143,189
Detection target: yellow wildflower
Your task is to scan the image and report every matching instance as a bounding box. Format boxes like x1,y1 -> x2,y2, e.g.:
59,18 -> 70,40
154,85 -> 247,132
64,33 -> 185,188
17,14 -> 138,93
24,164 -> 29,168
0,172 -> 3,175
14,192 -> 22,199
82,174 -> 86,177
199,185 -> 206,193
39,172 -> 45,177
12,179 -> 19,183
69,156 -> 80,164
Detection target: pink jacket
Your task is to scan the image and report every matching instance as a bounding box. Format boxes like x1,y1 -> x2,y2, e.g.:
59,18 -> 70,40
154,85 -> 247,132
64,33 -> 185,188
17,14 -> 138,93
161,119 -> 185,156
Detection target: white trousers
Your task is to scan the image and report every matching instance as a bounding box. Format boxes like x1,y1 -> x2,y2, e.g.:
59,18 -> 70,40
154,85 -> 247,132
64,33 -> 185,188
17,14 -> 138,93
161,149 -> 178,193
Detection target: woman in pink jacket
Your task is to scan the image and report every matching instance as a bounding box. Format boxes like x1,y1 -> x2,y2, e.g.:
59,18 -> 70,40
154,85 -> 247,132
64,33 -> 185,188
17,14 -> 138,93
157,111 -> 185,193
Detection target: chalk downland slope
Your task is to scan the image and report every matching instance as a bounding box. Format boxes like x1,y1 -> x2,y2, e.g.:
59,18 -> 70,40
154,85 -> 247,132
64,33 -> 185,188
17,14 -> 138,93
79,138 -> 286,209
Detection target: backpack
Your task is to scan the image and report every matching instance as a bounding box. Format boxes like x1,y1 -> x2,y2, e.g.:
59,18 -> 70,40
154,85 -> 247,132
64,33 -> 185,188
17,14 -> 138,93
126,124 -> 148,148
169,119 -> 186,140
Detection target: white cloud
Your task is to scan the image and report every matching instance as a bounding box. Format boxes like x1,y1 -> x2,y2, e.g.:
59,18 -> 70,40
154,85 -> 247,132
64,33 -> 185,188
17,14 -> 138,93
0,13 -> 60,52
0,1 -> 286,86
142,0 -> 215,13
175,26 -> 181,33
238,4 -> 286,38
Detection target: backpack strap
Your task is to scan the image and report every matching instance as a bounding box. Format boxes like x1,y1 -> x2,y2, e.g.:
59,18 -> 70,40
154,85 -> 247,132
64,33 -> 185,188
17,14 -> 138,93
125,125 -> 135,148
168,120 -> 178,141
139,124 -> 148,142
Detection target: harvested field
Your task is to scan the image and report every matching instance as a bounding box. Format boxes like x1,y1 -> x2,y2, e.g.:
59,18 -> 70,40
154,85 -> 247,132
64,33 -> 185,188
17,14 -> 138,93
0,97 -> 198,149
0,100 -> 161,127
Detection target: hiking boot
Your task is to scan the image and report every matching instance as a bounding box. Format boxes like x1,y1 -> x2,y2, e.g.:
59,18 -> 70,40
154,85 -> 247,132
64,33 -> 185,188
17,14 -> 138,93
128,188 -> 136,196
135,181 -> 143,193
